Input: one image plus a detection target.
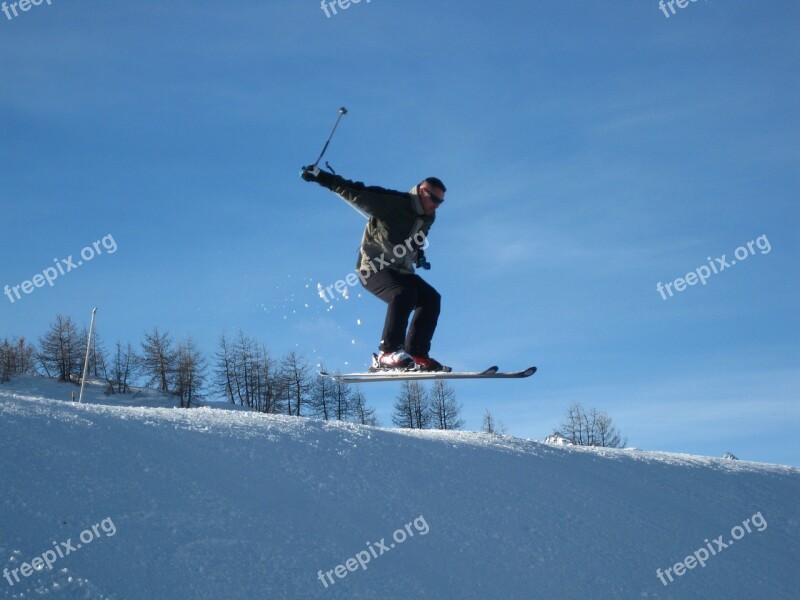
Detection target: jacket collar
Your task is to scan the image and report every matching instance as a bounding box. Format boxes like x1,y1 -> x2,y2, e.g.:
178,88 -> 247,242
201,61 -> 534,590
409,184 -> 435,222
409,184 -> 425,215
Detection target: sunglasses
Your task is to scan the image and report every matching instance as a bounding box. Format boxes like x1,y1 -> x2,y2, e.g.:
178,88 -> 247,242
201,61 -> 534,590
424,189 -> 445,204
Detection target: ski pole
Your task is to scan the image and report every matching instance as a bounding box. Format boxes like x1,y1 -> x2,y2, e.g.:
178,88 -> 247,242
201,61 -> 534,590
313,106 -> 347,170
310,107 -> 368,220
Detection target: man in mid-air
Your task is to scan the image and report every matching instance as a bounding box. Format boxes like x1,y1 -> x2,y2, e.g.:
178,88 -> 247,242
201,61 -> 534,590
301,166 -> 449,372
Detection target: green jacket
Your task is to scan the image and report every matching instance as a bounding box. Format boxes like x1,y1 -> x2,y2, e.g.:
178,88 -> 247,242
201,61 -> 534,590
317,172 -> 435,275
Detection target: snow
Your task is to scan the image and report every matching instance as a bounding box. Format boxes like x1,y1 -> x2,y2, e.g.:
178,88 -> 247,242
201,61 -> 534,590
1,374 -> 798,599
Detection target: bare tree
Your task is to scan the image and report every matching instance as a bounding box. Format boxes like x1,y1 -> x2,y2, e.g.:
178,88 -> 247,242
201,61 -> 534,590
311,376 -> 377,425
559,403 -> 626,448
110,341 -> 137,394
561,402 -> 591,445
213,333 -> 237,404
37,315 -> 82,382
16,337 -> 35,375
212,332 -> 278,413
279,351 -> 313,417
1,337 -> 36,382
234,331 -> 256,409
82,327 -> 109,382
0,339 -> 14,382
481,408 -> 507,434
140,328 -> 176,393
251,341 -> 277,413
310,368 -> 334,420
174,338 -> 206,408
351,387 -> 378,426
331,378 -> 352,421
594,411 -> 626,448
310,365 -> 355,421
429,380 -> 464,430
392,381 -> 430,429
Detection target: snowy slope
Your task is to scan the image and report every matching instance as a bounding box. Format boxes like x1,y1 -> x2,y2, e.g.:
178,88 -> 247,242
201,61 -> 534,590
1,376 -> 798,599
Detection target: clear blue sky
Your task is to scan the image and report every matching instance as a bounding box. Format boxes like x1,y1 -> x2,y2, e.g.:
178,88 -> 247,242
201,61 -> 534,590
1,1 -> 798,465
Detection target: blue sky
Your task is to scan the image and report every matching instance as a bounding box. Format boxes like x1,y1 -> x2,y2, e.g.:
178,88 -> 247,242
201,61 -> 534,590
1,1 -> 798,465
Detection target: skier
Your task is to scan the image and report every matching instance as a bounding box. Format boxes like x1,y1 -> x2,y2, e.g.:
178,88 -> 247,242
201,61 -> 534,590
301,166 -> 449,372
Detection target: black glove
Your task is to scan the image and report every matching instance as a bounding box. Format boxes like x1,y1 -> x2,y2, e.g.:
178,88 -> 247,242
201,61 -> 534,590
300,164 -> 337,189
300,165 -> 320,182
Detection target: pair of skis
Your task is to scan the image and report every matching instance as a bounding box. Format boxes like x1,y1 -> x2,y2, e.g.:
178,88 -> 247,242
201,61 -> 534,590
320,365 -> 537,384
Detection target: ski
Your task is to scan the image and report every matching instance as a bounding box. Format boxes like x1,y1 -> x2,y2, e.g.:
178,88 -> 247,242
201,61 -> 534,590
319,366 -> 536,383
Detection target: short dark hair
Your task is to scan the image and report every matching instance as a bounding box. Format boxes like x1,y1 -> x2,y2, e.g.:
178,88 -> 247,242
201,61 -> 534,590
423,177 -> 446,192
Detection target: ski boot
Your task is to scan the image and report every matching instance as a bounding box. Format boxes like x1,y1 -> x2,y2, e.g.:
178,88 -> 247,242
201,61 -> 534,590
370,349 -> 413,372
411,355 -> 452,373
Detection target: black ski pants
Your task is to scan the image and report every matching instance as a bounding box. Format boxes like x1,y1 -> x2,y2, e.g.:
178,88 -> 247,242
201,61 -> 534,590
362,268 -> 441,356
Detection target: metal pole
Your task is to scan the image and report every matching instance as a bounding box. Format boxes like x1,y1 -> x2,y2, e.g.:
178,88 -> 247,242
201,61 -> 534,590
312,107 -> 348,169
78,308 -> 97,404
310,107 -> 368,220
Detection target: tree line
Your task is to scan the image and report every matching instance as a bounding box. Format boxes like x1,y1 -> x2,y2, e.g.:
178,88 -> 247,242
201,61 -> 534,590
4,316 -> 626,441
550,402 -> 626,448
391,380 -> 465,430
1,314 -> 466,430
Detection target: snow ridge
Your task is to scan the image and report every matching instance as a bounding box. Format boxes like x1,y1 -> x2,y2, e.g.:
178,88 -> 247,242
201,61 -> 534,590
1,376 -> 798,599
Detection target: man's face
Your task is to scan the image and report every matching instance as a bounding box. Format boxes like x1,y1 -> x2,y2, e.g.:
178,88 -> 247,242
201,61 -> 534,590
418,182 -> 445,215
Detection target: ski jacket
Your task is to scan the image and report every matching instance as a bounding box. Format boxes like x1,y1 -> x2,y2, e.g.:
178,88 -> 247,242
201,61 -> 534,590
316,172 -> 434,275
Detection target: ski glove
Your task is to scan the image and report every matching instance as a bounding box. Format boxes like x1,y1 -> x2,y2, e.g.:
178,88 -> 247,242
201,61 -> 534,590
300,165 -> 320,181
300,164 -> 336,188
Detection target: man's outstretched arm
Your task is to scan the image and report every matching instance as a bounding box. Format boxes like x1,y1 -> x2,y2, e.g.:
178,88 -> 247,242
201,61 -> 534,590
300,165 -> 406,218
